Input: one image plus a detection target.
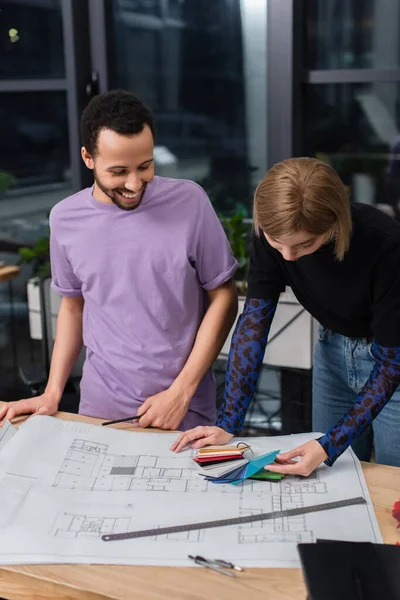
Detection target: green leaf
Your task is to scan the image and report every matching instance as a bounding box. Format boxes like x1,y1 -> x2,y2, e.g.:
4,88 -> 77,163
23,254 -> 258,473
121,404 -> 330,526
18,248 -> 35,262
0,170 -> 16,193
37,261 -> 51,279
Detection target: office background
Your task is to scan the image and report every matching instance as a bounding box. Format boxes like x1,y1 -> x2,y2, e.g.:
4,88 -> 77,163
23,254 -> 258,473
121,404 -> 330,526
1,0 -> 400,432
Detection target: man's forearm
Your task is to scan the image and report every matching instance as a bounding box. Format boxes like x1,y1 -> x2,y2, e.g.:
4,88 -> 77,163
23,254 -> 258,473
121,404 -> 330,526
45,296 -> 84,403
171,280 -> 238,400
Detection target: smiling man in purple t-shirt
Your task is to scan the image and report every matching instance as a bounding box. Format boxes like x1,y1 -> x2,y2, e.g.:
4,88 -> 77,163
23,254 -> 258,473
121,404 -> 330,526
1,90 -> 238,429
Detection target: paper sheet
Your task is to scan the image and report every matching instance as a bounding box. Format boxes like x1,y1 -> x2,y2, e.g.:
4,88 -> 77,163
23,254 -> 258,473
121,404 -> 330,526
0,416 -> 382,567
0,420 -> 17,453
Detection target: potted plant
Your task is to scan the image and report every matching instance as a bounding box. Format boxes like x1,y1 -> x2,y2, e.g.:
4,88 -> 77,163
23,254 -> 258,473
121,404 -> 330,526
18,236 -> 51,281
218,205 -> 251,296
199,179 -> 252,295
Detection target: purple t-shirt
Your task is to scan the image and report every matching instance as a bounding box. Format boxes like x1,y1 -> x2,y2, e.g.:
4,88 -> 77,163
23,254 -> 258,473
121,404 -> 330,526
50,176 -> 237,428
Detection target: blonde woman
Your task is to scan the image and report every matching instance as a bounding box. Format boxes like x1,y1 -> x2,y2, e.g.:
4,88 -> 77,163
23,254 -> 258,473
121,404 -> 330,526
172,157 -> 400,475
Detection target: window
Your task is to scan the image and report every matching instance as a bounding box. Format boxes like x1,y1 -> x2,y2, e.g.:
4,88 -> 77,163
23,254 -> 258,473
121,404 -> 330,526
304,82 -> 400,217
306,0 -> 400,70
0,0 -> 64,79
0,92 -> 70,188
0,1 -> 80,402
107,0 -> 268,214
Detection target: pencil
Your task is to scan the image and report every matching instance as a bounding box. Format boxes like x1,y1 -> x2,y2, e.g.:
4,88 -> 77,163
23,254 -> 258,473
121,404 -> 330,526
102,415 -> 141,426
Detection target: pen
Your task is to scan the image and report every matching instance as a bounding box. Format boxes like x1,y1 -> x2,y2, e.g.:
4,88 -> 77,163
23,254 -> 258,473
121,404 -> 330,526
213,558 -> 243,572
188,554 -> 243,577
188,555 -> 236,577
102,410 -> 149,426
102,415 -> 141,426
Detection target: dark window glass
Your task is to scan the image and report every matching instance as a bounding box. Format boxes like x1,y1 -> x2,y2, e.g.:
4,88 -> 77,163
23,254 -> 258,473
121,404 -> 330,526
0,92 -> 70,188
0,0 -> 65,79
108,0 -> 268,214
306,0 -> 400,69
111,22 -> 162,109
167,0 -> 185,19
304,82 -> 400,220
116,0 -> 162,18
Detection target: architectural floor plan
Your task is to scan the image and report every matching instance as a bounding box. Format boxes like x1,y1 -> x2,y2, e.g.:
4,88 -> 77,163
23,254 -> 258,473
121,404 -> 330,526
0,416 -> 382,567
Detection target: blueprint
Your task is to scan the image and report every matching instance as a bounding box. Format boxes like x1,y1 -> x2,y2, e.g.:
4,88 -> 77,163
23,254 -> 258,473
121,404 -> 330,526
0,420 -> 17,453
0,416 -> 382,567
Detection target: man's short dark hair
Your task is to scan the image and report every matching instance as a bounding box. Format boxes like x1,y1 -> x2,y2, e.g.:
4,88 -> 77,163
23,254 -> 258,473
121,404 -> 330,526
80,89 -> 155,156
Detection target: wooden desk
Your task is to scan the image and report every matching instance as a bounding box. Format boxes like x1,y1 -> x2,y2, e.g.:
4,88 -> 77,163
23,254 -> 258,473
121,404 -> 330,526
0,406 -> 399,600
0,265 -> 20,284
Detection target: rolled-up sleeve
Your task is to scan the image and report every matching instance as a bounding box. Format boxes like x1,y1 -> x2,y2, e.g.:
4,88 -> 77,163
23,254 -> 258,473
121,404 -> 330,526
189,188 -> 238,290
50,215 -> 82,297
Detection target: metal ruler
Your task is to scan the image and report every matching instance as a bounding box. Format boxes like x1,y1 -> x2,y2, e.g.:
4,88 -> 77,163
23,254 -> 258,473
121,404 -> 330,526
102,496 -> 366,542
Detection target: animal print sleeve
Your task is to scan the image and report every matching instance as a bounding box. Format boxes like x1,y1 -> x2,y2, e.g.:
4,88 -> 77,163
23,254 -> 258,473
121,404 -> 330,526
317,343 -> 400,465
216,297 -> 278,433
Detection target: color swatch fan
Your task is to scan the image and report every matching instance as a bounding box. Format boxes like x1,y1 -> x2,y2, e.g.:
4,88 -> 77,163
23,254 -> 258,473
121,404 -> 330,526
193,444 -> 249,478
194,445 -> 284,484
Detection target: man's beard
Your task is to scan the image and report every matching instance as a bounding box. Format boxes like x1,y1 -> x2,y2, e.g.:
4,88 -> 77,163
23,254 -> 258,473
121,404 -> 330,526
93,171 -> 146,211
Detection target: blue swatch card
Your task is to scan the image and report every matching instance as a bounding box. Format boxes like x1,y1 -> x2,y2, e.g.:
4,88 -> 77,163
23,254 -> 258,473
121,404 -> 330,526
231,450 -> 280,485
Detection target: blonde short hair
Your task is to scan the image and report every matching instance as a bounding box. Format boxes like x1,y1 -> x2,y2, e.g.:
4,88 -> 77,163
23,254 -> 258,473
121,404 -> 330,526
253,157 -> 352,260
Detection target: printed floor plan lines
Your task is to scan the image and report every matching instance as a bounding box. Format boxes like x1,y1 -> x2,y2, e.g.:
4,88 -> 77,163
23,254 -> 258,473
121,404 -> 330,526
281,469 -> 328,495
53,438 -> 244,493
238,494 -> 314,544
51,511 -> 205,543
0,418 -> 381,567
53,438 -> 139,491
51,512 -> 131,539
0,474 -> 35,530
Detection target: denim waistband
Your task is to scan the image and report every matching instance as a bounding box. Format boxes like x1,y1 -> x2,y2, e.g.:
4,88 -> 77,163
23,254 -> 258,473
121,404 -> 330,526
318,325 -> 373,345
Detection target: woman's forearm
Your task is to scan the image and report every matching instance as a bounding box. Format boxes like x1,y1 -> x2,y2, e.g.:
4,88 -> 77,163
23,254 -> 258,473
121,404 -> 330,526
217,297 -> 278,433
318,343 -> 400,465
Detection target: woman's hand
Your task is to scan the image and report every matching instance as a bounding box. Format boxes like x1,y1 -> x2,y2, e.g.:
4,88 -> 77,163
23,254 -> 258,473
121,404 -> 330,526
170,426 -> 233,452
267,440 -> 328,477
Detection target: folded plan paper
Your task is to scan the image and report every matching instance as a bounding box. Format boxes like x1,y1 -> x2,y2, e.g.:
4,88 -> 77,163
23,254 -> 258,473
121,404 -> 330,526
0,416 -> 382,568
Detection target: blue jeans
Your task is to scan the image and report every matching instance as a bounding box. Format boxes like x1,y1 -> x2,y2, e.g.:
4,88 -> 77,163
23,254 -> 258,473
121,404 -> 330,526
312,326 -> 400,466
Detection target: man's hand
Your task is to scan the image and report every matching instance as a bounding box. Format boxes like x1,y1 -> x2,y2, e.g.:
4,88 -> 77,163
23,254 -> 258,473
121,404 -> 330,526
0,393 -> 60,426
136,388 -> 191,430
171,426 -> 233,452
267,440 -> 328,477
